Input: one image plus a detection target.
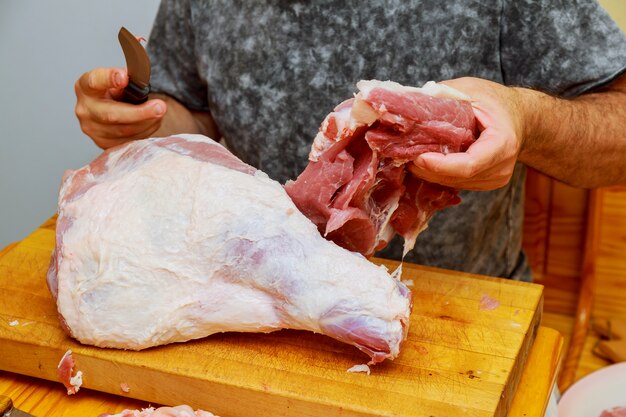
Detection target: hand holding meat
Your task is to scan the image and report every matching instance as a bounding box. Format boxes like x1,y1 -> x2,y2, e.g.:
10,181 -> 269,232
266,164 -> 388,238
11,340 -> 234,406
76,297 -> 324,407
410,75 -> 626,190
286,80 -> 478,257
74,67 -> 166,149
409,77 -> 524,191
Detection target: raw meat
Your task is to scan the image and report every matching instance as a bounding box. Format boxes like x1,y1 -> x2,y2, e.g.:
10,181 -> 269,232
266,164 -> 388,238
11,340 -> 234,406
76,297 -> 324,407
47,134 -> 411,364
102,405 -> 218,417
285,80 -> 478,257
57,349 -> 82,395
601,407 -> 626,417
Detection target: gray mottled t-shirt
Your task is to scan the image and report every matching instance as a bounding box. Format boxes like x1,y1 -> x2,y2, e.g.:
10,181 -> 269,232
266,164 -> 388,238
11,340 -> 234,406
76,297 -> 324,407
146,0 -> 626,281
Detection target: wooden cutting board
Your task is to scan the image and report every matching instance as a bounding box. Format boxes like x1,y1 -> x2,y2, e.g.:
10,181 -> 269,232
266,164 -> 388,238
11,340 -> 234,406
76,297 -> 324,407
0,216 -> 543,417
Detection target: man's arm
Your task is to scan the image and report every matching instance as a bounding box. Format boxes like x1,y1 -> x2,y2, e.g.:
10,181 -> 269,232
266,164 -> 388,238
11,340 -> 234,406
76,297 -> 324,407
150,92 -> 219,141
518,75 -> 626,188
410,75 -> 626,190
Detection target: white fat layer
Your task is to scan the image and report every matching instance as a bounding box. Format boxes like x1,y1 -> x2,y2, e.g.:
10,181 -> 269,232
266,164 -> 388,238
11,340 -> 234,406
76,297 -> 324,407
309,106 -> 353,161
356,79 -> 471,101
56,136 -> 410,355
391,264 -> 403,281
401,211 -> 429,257
57,349 -> 72,368
349,97 -> 379,127
70,370 -> 83,392
307,79 -> 469,162
347,364 -> 371,375
107,406 -> 218,417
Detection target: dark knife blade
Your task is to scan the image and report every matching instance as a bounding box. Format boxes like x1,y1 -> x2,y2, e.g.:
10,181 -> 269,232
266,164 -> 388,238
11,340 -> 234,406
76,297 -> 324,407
0,395 -> 36,417
118,26 -> 151,104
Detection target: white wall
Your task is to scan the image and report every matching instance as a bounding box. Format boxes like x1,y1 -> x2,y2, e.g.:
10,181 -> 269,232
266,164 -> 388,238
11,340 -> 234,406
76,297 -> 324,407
0,1 -> 160,247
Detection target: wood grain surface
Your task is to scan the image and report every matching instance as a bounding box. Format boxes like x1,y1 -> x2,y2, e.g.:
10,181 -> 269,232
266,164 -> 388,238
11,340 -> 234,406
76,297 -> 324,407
592,186 -> 626,319
523,168 -> 588,317
538,186 -> 626,388
507,326 -> 563,417
578,186 -> 626,381
0,370 -> 147,417
0,217 -> 545,417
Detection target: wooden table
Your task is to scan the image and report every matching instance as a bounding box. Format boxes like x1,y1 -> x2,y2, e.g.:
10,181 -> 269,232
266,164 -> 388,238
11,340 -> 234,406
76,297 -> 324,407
0,327 -> 562,417
0,218 -> 563,417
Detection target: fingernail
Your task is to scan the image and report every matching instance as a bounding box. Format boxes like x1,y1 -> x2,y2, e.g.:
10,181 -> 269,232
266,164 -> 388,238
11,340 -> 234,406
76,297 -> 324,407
114,72 -> 123,87
153,103 -> 164,116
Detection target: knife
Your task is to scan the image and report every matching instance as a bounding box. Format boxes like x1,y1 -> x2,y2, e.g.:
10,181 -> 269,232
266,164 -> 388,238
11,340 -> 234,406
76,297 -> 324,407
118,26 -> 151,104
0,395 -> 36,417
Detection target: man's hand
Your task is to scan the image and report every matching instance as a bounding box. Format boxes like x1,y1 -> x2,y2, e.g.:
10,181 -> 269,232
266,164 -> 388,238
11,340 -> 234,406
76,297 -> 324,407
409,77 -> 525,191
411,75 -> 626,190
75,68 -> 167,149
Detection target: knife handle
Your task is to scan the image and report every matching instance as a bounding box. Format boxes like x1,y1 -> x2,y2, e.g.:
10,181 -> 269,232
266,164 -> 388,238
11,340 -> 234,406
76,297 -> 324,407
0,395 -> 13,417
121,81 -> 150,105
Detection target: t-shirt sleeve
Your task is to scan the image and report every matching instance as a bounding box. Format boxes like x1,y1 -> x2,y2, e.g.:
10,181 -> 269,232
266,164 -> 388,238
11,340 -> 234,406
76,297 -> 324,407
146,0 -> 209,111
500,0 -> 626,97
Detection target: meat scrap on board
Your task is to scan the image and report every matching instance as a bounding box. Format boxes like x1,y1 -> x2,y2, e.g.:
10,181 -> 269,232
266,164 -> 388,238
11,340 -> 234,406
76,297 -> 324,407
101,405 -> 218,417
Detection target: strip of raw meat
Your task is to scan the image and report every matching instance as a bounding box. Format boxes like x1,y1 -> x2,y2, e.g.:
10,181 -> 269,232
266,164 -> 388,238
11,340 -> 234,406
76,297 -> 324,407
285,80 -> 478,257
48,135 -> 411,364
601,407 -> 626,417
102,405 -> 218,417
57,349 -> 82,395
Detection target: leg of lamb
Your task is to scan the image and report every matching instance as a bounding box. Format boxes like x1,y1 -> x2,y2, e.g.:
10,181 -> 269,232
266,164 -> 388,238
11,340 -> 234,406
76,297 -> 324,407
47,134 -> 411,364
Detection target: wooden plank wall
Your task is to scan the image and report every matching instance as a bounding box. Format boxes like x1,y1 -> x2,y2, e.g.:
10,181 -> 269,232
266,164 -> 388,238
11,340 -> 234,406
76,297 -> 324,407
522,169 -> 588,315
574,186 -> 626,380
592,187 -> 626,319
523,178 -> 626,383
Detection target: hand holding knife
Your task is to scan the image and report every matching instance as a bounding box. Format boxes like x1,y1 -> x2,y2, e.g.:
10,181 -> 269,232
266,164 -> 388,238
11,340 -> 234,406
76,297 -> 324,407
118,26 -> 151,104
74,26 -> 163,148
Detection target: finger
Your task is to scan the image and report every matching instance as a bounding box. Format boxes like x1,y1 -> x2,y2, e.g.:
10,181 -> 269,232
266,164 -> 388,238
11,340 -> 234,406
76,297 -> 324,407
81,110 -> 163,149
104,119 -> 162,140
410,155 -> 511,183
77,68 -> 128,96
447,176 -> 511,190
408,166 -> 509,190
416,176 -> 509,191
90,136 -> 134,151
446,179 -> 509,191
414,129 -> 508,180
89,117 -> 163,142
88,98 -> 166,125
409,157 -> 514,190
412,149 -> 484,180
89,122 -> 160,150
439,78 -> 469,93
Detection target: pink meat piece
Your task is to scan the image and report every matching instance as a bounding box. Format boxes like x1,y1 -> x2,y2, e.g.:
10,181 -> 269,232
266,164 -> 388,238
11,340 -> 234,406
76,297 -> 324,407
103,405 -> 218,417
48,134 -> 411,364
57,349 -> 82,395
601,407 -> 626,417
285,80 -> 478,257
